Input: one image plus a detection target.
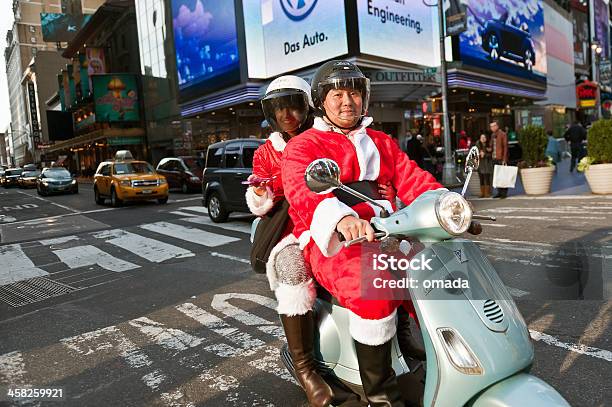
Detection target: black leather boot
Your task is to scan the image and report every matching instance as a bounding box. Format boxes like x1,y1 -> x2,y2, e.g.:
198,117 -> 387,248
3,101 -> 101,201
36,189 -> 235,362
397,307 -> 426,361
354,339 -> 404,407
280,312 -> 333,407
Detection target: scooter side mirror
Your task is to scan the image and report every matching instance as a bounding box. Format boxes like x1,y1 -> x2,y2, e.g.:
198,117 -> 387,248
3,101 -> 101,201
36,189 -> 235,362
304,158 -> 341,193
465,146 -> 480,174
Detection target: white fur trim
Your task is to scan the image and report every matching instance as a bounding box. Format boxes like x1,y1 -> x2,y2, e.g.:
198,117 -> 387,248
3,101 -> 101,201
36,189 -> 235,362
310,198 -> 358,257
298,231 -> 311,250
349,309 -> 398,346
275,279 -> 316,316
246,186 -> 274,216
268,132 -> 287,152
352,129 -> 380,181
265,233 -> 299,291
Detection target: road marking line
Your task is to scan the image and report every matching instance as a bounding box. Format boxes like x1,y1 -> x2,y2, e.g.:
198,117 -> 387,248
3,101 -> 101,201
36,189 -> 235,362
17,190 -> 79,213
210,252 -> 250,264
0,351 -> 26,385
169,211 -> 199,217
39,235 -> 79,246
183,216 -> 252,234
53,245 -> 140,272
529,330 -> 612,362
4,208 -> 117,226
170,197 -> 203,203
128,317 -> 204,353
506,286 -> 530,298
211,293 -> 284,339
179,206 -> 209,214
501,215 -> 606,221
140,222 -> 240,247
142,369 -> 167,391
200,369 -> 239,391
0,244 -> 48,285
483,223 -> 507,227
176,303 -> 265,357
93,229 -> 194,263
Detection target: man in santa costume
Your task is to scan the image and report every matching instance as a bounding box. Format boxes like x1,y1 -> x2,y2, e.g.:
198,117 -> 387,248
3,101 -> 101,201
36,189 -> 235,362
281,60 -> 444,406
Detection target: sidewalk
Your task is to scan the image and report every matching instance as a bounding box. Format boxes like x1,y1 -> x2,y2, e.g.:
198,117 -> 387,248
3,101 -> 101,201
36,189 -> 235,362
508,157 -> 591,197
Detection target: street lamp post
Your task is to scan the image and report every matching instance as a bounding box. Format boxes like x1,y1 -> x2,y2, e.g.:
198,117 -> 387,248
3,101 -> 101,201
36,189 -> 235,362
437,0 -> 456,185
591,41 -> 603,120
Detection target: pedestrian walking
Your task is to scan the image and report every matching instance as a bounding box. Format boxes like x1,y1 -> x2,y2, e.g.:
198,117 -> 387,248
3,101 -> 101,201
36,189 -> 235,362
564,122 -> 587,172
490,120 -> 509,198
476,133 -> 493,197
405,133 -> 425,168
545,130 -> 562,172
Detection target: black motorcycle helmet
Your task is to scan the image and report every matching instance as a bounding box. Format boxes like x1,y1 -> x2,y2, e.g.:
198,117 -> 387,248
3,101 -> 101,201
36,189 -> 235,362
261,75 -> 313,135
310,60 -> 370,128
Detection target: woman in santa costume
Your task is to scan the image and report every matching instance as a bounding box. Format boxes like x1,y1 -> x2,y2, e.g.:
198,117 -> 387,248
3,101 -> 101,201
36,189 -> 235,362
281,61 -> 444,406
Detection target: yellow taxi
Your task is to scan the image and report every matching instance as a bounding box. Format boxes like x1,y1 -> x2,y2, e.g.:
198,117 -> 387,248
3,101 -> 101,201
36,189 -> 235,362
93,150 -> 169,207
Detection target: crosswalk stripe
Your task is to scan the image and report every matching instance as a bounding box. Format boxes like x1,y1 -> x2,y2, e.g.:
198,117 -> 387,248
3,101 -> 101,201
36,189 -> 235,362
211,293 -> 284,339
0,351 -> 26,386
93,229 -> 194,263
128,317 -> 204,352
39,235 -> 79,246
140,222 -> 240,247
179,206 -> 209,214
0,244 -> 48,285
53,245 -> 140,272
170,211 -> 200,217
183,216 -> 252,234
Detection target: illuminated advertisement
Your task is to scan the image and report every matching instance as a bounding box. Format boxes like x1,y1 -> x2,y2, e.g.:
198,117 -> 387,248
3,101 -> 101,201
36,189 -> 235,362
357,0 -> 440,67
92,74 -> 140,122
593,0 -> 610,59
243,0 -> 348,79
459,0 -> 547,83
40,13 -> 92,42
172,0 -> 240,91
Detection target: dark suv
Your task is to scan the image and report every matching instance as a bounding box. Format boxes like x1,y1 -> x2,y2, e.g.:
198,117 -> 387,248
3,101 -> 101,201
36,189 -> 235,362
202,138 -> 265,222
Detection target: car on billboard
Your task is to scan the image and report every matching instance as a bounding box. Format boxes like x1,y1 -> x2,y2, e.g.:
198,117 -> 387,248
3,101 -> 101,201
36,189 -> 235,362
480,12 -> 536,71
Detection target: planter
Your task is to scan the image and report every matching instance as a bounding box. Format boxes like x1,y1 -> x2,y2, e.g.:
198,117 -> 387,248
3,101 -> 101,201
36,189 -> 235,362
520,166 -> 555,195
585,163 -> 612,194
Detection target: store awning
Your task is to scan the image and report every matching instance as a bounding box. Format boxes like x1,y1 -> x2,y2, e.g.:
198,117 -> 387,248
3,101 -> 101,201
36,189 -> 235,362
47,128 -> 145,152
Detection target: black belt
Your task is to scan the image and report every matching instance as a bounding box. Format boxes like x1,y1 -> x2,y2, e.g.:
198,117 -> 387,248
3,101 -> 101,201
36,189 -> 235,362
333,180 -> 383,207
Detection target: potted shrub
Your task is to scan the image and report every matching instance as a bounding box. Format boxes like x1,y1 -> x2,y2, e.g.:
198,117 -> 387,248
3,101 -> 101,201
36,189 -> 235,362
578,120 -> 612,194
517,125 -> 555,195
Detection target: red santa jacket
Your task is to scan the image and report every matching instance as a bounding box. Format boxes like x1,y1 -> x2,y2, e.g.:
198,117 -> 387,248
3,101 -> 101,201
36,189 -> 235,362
246,132 -> 288,216
282,117 -> 444,257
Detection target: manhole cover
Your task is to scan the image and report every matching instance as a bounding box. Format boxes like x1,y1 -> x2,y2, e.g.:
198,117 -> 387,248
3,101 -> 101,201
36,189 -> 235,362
0,277 -> 76,307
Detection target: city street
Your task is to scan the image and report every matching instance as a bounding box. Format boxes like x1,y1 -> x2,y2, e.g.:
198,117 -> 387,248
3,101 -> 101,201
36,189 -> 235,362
0,185 -> 609,406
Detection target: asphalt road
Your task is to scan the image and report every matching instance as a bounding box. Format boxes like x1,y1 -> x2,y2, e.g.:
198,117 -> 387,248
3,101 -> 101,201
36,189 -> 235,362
0,184 -> 610,407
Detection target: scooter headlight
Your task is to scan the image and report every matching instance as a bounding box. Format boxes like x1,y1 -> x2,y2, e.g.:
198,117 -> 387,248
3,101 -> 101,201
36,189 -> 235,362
437,327 -> 483,375
435,192 -> 472,235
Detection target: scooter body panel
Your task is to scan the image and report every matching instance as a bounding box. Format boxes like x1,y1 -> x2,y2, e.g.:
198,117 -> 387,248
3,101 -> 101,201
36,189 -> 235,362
313,299 -> 409,385
414,240 -> 535,406
469,373 -> 570,407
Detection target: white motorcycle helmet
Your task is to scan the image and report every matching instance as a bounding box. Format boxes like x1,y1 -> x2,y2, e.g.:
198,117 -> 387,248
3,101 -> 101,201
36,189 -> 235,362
261,75 -> 313,134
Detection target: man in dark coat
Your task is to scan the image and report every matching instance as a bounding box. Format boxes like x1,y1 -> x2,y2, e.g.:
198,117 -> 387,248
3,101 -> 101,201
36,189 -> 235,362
564,122 -> 587,172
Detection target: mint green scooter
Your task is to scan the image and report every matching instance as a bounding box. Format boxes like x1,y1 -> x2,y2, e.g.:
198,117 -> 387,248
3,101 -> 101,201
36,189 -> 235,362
281,147 -> 570,406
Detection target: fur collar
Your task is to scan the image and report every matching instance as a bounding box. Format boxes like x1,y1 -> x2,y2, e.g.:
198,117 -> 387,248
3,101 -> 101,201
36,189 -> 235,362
313,116 -> 374,135
268,132 -> 287,152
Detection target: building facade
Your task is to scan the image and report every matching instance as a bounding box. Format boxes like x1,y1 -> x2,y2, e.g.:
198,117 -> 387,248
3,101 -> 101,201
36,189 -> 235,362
4,0 -> 104,166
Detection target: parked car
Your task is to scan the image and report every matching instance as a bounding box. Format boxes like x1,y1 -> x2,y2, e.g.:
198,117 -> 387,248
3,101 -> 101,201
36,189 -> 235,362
93,150 -> 169,207
22,163 -> 37,172
156,156 -> 204,193
0,168 -> 5,186
202,138 -> 265,222
480,12 -> 536,71
3,168 -> 23,187
37,167 -> 78,195
19,170 -> 41,188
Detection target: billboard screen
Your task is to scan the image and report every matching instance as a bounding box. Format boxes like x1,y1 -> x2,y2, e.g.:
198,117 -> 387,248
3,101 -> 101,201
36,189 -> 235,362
171,0 -> 240,92
357,0 -> 440,67
243,0 -> 348,79
40,13 -> 92,42
92,74 -> 140,122
593,0 -> 610,60
459,0 -> 547,83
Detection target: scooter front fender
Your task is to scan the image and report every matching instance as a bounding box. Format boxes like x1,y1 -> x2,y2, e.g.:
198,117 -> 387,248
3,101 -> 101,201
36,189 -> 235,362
469,373 -> 570,407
